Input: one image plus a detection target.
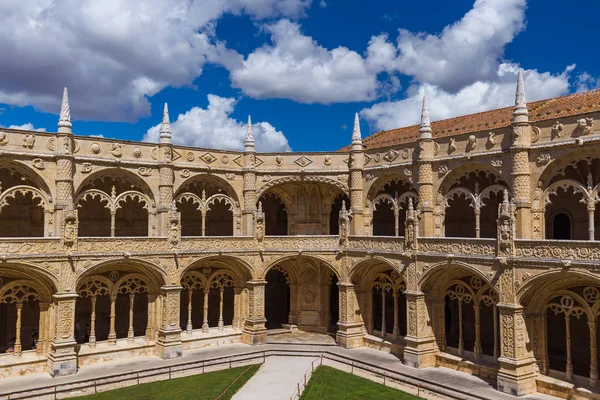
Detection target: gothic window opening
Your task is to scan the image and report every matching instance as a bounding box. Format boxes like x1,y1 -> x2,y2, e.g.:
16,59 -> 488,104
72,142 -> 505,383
370,178 -> 417,237
0,280 -> 42,355
260,194 -> 288,236
369,272 -> 406,340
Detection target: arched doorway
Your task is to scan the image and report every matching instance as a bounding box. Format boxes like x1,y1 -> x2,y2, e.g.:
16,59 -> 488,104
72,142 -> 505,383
265,267 -> 290,329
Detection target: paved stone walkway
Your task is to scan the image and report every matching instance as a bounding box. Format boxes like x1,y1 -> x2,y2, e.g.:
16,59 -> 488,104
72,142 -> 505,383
266,330 -> 337,345
232,356 -> 315,400
0,341 -> 556,400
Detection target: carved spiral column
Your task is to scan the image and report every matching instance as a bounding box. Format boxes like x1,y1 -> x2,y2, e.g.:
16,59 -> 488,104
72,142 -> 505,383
242,152 -> 257,236
474,304 -> 481,359
242,280 -> 267,345
202,289 -> 209,332
589,319 -> 598,386
403,291 -> 437,368
155,285 -> 182,360
89,296 -> 97,348
417,143 -> 434,237
587,202 -> 595,241
108,295 -> 117,344
158,163 -> 174,237
55,138 -> 75,238
336,282 -> 365,348
186,289 -> 193,333
349,150 -> 364,235
14,303 -> 23,355
47,292 -> 78,376
510,124 -> 532,239
218,287 -> 224,330
393,291 -> 399,339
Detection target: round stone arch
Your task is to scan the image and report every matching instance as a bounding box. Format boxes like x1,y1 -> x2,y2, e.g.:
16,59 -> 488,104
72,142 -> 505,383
256,175 -> 348,200
535,148 -> 600,189
0,160 -> 53,199
76,258 -> 167,291
261,255 -> 340,281
0,263 -> 58,296
74,167 -> 156,201
366,173 -> 415,203
418,261 -> 493,297
180,255 -> 253,286
174,173 -> 240,204
348,257 -> 402,287
517,269 -> 600,308
437,161 -> 506,197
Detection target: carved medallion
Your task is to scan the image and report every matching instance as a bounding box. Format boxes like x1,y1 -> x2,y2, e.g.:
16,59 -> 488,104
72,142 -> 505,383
294,156 -> 313,167
90,143 -> 101,154
32,158 -> 45,170
383,149 -> 399,162
138,167 -> 152,177
132,147 -> 142,158
200,152 -> 217,164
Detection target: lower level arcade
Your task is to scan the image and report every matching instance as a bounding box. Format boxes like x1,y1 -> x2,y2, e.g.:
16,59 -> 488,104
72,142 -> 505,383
1,258 -> 599,398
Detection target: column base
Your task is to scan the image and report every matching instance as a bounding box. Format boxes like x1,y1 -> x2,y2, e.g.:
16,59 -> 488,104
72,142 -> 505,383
403,335 -> 437,368
497,357 -> 537,396
155,329 -> 182,359
47,341 -> 78,377
336,322 -> 365,349
241,318 -> 267,345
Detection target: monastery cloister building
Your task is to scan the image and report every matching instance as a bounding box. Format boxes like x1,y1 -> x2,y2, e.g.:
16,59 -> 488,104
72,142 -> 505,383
1,73 -> 600,398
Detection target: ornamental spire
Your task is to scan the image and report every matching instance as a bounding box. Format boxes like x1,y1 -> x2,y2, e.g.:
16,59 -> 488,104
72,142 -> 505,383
58,87 -> 72,133
351,113 -> 362,145
159,103 -> 172,144
245,115 -> 255,150
499,189 -> 511,218
513,70 -> 529,124
419,94 -> 432,139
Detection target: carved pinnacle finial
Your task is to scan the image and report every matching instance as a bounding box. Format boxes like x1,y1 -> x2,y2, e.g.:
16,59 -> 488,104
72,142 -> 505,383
245,115 -> 255,149
500,189 -> 511,217
352,113 -> 362,145
258,200 -> 263,214
419,94 -> 432,139
58,87 -> 72,133
513,70 -> 529,123
160,103 -> 172,144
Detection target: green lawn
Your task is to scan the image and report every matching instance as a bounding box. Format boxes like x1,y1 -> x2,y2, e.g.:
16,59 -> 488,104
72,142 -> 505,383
300,366 -> 421,400
71,364 -> 260,400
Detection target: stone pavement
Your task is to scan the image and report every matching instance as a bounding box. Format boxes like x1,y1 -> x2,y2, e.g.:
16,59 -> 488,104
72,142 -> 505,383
0,340 -> 556,400
231,356 -> 315,400
266,330 -> 337,345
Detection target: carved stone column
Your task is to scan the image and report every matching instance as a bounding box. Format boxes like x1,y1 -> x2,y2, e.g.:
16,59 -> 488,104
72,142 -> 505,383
232,287 -> 243,329
242,280 -> 267,345
155,285 -> 182,359
403,291 -> 437,368
349,114 -> 364,235
496,303 -> 536,395
336,282 -> 365,348
416,96 -> 434,237
47,292 -> 78,376
510,71 -> 532,239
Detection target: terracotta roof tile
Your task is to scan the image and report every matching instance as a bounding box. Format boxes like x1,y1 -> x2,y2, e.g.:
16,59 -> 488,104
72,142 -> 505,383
343,89 -> 600,151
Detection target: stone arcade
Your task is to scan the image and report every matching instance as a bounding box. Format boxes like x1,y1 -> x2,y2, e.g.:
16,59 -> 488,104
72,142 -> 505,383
1,75 -> 600,398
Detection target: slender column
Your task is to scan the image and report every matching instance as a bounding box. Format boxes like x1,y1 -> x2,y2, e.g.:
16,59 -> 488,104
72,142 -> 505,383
542,313 -> 549,374
589,319 -> 598,386
201,210 -> 206,237
394,208 -> 399,237
108,295 -> 117,344
381,290 -> 386,336
474,304 -> 481,359
14,303 -> 23,355
368,290 -> 374,332
128,294 -> 135,342
218,287 -> 224,330
110,210 -> 116,237
474,207 -> 481,238
493,305 -> 499,359
566,314 -> 572,380
146,294 -> 155,340
588,204 -> 595,241
458,299 -> 464,355
89,296 -> 97,348
202,289 -> 209,332
393,291 -> 399,339
186,289 -> 193,333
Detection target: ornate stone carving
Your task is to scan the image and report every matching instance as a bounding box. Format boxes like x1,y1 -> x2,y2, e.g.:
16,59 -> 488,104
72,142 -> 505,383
110,143 -> 122,157
167,201 -> 181,249
225,173 -> 235,181
491,158 -> 503,168
138,167 -> 152,177
574,117 -> 594,136
487,132 -> 497,147
551,121 -> 564,139
535,153 -> 551,167
383,149 -> 399,162
438,163 -> 449,177
448,138 -> 457,153
405,198 -> 418,251
0,131 -> 9,146
338,200 -> 351,246
32,158 -> 45,170
466,135 -> 477,152
132,147 -> 142,158
531,126 -> 540,143
200,152 -> 217,164
294,156 -> 313,167
90,143 -> 101,154
80,162 -> 92,174
402,148 -> 410,159
275,156 -> 283,166
254,201 -> 265,243
324,155 -> 332,166
22,134 -> 35,148
180,169 -> 190,178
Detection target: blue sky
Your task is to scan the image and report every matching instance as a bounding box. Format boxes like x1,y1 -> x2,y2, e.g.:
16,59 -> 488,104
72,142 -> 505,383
1,0 -> 599,152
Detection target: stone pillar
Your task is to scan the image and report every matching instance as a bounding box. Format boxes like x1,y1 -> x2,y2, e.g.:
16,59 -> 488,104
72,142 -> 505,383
241,280 -> 267,345
336,282 -> 365,348
417,96 -> 434,237
233,287 -> 243,329
157,161 -> 174,237
349,114 -> 364,235
242,118 -> 257,236
496,303 -> 537,396
510,71 -> 532,239
47,292 -> 78,376
155,285 -> 183,359
403,291 -> 437,368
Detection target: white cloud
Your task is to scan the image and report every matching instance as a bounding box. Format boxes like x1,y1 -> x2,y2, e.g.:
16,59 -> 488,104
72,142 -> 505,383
362,63 -> 573,132
381,0 -> 527,92
143,94 -> 291,152
576,72 -> 600,93
2,123 -> 47,132
227,19 -> 388,104
0,0 -> 311,122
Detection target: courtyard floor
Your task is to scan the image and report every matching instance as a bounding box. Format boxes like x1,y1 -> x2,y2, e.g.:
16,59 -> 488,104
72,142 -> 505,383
0,332 -> 556,400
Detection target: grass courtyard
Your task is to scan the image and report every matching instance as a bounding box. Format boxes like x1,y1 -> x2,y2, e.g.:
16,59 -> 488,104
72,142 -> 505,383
300,366 -> 421,400
70,364 -> 260,400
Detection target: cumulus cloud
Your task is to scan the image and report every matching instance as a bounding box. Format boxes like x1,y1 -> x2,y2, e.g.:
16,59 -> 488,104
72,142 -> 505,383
144,95 -> 291,152
0,0 -> 311,122
381,0 -> 527,92
227,19 -> 389,103
361,63 -> 573,131
1,123 -> 47,132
